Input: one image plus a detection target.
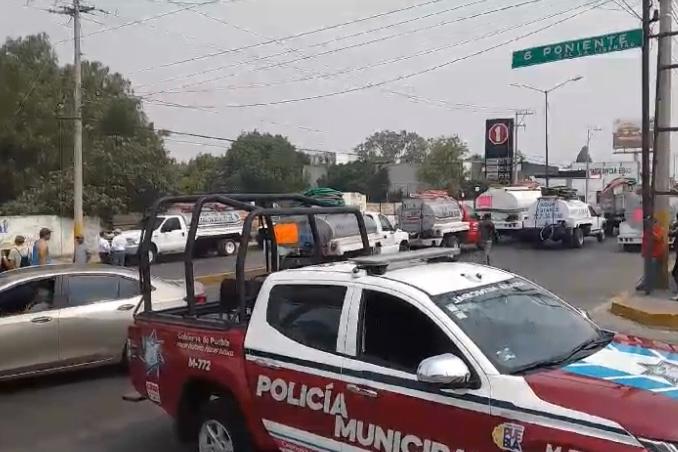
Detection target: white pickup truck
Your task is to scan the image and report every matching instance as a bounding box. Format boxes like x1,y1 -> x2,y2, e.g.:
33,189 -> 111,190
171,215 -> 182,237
121,210 -> 243,263
276,211 -> 410,258
524,197 -> 606,248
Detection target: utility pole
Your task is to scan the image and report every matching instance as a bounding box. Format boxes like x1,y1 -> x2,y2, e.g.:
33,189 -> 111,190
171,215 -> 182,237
641,0 -> 652,293
584,127 -> 602,204
73,0 -> 83,240
510,76 -> 582,188
49,1 -> 97,246
652,0 -> 674,289
513,109 -> 534,185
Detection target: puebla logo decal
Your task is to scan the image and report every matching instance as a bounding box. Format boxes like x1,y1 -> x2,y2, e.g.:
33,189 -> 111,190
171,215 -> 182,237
492,422 -> 524,452
564,342 -> 678,399
142,330 -> 165,378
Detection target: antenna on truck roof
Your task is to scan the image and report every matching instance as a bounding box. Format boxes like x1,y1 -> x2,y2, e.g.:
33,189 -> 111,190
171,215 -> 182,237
350,248 -> 459,275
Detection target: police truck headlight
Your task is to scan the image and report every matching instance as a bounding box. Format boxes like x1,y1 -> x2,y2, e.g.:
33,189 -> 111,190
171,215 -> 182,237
638,438 -> 678,452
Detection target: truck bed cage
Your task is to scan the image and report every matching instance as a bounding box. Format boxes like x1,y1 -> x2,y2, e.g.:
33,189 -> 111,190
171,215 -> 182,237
138,193 -> 371,320
351,248 -> 459,275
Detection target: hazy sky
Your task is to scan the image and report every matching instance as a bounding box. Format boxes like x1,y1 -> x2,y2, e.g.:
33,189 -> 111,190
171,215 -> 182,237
3,0 -> 675,166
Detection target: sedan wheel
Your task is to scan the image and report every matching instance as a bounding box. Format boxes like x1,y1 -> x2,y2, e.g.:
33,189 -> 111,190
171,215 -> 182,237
199,420 -> 234,452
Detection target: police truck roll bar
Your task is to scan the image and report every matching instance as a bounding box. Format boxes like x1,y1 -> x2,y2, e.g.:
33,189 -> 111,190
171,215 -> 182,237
137,193 -> 371,319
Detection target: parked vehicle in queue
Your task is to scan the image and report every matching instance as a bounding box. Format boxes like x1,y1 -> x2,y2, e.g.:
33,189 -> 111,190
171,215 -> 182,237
0,264 -> 203,381
475,186 -> 543,240
126,194 -> 678,452
524,193 -> 606,248
272,210 -> 410,258
618,196 -> 678,251
396,191 -> 469,250
121,205 -> 243,264
599,177 -> 638,236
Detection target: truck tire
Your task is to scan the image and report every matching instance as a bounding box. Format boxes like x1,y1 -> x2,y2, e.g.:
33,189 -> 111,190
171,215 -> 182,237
597,229 -> 605,242
197,397 -> 252,452
399,241 -> 410,252
571,227 -> 585,249
217,239 -> 238,256
442,234 -> 459,249
148,244 -> 158,264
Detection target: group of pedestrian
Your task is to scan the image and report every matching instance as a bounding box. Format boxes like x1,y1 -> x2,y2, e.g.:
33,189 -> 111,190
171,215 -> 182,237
97,229 -> 126,266
0,227 -> 52,271
0,226 -> 128,271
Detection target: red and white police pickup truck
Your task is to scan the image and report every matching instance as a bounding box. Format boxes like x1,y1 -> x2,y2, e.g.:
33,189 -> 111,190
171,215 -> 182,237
127,194 -> 677,452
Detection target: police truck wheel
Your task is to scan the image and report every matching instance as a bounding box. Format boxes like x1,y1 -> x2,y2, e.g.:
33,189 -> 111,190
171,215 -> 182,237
148,245 -> 158,264
197,397 -> 251,452
571,228 -> 585,248
217,239 -> 237,256
399,241 -> 410,252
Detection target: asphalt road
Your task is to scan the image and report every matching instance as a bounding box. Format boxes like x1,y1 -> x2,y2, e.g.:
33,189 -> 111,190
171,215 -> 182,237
0,238 -> 658,452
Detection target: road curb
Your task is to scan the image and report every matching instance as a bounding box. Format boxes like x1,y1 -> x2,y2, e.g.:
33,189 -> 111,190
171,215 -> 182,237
609,291 -> 678,330
195,267 -> 267,286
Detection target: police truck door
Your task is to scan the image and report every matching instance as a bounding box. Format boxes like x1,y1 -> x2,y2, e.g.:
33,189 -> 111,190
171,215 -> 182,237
244,282 -> 355,449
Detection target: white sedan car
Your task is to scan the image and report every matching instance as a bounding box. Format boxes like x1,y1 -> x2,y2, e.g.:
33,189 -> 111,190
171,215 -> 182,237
0,264 -> 204,381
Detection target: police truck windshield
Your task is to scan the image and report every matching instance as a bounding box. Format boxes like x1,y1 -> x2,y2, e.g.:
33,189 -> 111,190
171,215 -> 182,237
432,278 -> 610,374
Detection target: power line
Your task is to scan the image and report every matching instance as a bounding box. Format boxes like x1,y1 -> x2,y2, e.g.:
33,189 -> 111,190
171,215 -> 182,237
153,0 -> 600,94
148,0 -> 609,109
53,0 -> 218,45
139,0 -> 546,96
161,128 -> 348,154
130,0 -> 470,73
613,0 -> 642,19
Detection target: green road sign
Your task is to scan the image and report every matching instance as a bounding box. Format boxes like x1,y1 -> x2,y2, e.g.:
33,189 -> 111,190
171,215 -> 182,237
512,28 -> 642,69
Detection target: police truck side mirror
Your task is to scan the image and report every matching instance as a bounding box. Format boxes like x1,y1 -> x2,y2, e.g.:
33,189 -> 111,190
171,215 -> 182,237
416,354 -> 471,388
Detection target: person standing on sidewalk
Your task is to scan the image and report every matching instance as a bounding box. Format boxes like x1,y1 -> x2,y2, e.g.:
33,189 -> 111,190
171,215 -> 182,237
637,217 -> 666,291
98,231 -> 111,264
73,234 -> 91,264
669,213 -> 678,299
479,213 -> 496,266
31,228 -> 52,266
110,229 -> 127,266
3,235 -> 30,270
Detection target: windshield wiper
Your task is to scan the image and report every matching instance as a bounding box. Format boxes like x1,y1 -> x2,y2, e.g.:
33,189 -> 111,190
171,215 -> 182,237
510,331 -> 614,375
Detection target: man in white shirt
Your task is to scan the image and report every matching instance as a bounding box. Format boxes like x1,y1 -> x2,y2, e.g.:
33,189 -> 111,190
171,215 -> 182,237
110,229 -> 127,266
98,231 -> 111,264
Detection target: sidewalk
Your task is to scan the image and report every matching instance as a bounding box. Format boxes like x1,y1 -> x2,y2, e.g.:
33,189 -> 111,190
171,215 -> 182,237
609,289 -> 678,331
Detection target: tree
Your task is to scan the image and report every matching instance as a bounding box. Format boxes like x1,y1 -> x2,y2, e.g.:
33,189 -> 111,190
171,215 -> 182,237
215,131 -> 309,192
176,153 -> 223,194
417,136 -> 468,194
355,130 -> 428,163
0,34 -> 177,220
317,161 -> 390,201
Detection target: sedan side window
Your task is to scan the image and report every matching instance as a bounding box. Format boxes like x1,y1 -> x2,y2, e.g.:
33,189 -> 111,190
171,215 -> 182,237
0,278 -> 57,316
67,276 -> 119,306
118,277 -> 141,299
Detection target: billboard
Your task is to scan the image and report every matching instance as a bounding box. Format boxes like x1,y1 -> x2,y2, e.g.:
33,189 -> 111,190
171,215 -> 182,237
612,119 -> 654,150
485,118 -> 515,183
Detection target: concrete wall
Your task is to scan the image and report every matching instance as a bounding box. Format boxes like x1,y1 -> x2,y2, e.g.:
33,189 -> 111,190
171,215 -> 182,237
0,215 -> 101,257
387,163 -> 428,196
303,165 -> 329,188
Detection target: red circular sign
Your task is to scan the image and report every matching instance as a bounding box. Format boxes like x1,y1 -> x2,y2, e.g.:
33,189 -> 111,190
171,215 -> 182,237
488,123 -> 510,145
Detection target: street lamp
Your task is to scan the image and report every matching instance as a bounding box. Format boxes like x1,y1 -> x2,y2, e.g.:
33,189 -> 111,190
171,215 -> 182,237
584,126 -> 603,204
510,75 -> 583,187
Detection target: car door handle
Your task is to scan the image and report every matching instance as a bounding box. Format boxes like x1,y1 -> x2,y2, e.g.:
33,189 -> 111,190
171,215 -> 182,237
253,359 -> 281,370
346,384 -> 378,398
117,304 -> 136,311
31,316 -> 52,323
